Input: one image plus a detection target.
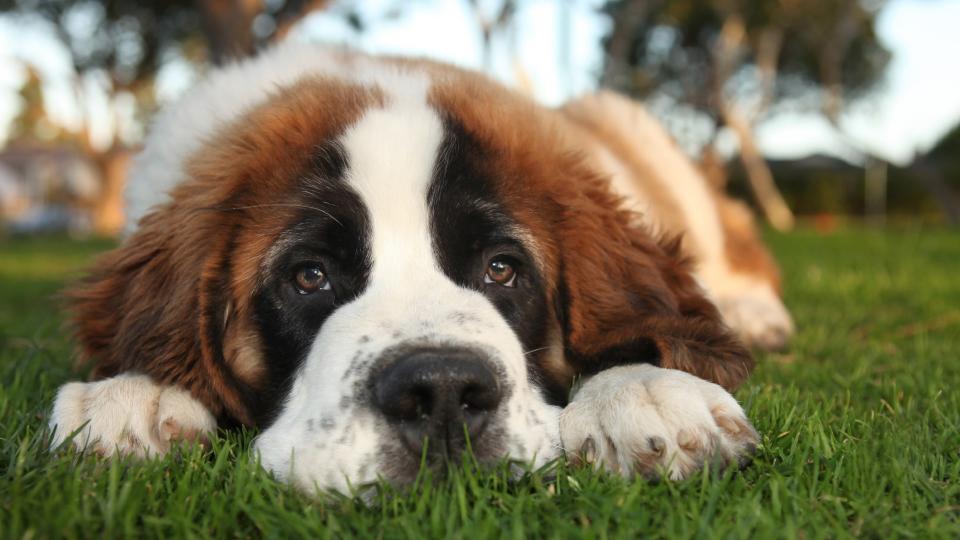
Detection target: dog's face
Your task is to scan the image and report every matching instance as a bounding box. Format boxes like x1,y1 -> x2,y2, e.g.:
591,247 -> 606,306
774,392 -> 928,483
70,57 -> 751,493
248,78 -> 567,491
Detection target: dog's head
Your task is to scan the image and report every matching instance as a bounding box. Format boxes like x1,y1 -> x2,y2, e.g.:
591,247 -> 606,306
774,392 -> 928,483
69,47 -> 751,493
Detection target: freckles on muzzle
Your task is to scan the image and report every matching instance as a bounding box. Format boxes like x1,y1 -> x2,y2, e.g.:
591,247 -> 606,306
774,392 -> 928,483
370,347 -> 506,461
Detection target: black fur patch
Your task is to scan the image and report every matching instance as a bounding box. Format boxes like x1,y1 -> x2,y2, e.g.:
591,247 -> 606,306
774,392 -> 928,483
427,116 -> 560,404
251,140 -> 372,427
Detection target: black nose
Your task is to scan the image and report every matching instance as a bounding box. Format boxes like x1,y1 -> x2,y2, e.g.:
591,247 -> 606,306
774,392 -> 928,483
371,348 -> 502,458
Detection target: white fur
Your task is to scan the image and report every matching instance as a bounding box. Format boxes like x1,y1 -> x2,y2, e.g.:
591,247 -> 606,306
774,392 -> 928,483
711,274 -> 795,350
252,68 -> 560,494
49,373 -> 215,457
560,364 -> 758,479
575,93 -> 726,264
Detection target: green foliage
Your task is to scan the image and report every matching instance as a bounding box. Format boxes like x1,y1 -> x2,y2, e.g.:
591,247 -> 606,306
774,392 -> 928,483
0,0 -> 199,88
600,0 -> 891,135
604,0 -> 889,98
928,122 -> 960,188
929,123 -> 960,161
0,1 -> 351,88
1,229 -> 959,538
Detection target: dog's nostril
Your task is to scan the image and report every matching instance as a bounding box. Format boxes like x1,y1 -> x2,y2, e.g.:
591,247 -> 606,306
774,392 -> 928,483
461,384 -> 500,411
413,388 -> 432,419
390,384 -> 433,421
371,348 -> 502,457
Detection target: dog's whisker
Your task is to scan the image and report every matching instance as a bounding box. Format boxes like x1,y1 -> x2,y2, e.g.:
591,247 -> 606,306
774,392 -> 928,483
200,203 -> 344,227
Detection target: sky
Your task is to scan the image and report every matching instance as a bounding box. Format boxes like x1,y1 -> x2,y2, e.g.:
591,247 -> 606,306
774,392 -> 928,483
1,0 -> 959,166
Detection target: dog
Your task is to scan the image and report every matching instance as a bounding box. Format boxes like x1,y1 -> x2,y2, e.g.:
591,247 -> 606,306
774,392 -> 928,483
49,43 -> 790,494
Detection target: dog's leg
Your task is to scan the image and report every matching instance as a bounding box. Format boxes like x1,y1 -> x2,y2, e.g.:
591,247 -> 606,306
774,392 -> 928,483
559,364 -> 758,479
695,205 -> 794,351
714,286 -> 794,351
49,373 -> 216,457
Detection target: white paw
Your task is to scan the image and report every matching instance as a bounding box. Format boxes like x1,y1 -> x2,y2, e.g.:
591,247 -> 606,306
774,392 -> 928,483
717,288 -> 794,351
49,373 -> 216,458
559,364 -> 758,480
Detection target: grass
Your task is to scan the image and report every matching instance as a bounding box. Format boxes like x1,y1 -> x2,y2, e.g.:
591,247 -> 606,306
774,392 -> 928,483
1,227 -> 958,539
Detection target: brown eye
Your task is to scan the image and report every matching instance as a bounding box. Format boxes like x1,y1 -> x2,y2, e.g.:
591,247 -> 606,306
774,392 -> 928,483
293,264 -> 330,295
484,258 -> 517,287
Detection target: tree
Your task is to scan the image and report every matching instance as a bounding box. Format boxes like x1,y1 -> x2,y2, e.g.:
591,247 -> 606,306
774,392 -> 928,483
599,0 -> 891,230
0,1 -> 337,135
914,122 -> 960,224
197,0 -> 333,65
8,66 -> 64,144
0,0 -> 334,233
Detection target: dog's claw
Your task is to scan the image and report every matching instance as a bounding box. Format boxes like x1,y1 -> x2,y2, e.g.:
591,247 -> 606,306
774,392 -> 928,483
580,437 -> 597,465
648,436 -> 665,456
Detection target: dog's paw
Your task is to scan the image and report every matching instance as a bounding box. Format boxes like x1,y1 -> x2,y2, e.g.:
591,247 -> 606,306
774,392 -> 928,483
49,373 -> 215,458
716,287 -> 794,351
559,364 -> 758,480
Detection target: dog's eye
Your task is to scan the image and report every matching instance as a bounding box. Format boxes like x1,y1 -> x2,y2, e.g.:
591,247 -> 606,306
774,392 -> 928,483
293,264 -> 331,295
484,258 -> 517,287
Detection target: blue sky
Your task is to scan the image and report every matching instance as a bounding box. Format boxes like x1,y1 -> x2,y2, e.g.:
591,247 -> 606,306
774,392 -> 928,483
1,0 -> 959,165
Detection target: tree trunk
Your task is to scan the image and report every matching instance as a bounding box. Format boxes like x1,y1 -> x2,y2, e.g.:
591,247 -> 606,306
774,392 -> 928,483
864,157 -> 887,226
711,14 -> 794,231
600,1 -> 659,88
91,147 -> 132,236
196,0 -> 261,65
722,105 -> 795,231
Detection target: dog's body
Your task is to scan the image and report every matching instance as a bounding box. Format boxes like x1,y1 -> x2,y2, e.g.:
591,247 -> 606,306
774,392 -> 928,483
561,93 -> 793,351
50,44 -> 789,493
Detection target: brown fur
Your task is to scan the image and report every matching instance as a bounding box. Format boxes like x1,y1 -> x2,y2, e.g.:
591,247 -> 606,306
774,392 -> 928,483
713,193 -> 783,294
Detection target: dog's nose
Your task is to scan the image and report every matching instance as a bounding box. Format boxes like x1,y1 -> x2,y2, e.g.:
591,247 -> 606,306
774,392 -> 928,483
371,348 -> 502,458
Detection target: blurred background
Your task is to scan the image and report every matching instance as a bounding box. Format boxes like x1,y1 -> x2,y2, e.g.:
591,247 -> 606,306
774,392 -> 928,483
0,0 -> 958,238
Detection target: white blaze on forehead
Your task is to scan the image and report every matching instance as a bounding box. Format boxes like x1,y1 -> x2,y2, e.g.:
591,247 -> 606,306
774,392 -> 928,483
340,74 -> 444,286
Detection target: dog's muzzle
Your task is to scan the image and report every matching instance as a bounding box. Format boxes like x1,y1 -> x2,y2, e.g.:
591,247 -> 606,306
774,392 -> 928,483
371,347 -> 503,460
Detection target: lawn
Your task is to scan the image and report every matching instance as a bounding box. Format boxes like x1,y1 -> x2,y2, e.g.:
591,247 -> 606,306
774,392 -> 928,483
1,227 -> 958,539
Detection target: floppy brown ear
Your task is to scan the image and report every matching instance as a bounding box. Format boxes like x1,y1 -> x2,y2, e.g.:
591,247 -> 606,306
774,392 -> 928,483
66,77 -> 380,427
554,186 -> 753,393
67,200 -> 258,425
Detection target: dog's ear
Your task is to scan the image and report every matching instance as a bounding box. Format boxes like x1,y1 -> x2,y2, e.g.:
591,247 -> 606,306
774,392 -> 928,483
554,185 -> 753,393
67,197 -> 259,425
67,78 -> 382,426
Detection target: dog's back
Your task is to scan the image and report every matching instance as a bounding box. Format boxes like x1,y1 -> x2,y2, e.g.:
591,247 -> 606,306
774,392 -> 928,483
561,91 -> 793,350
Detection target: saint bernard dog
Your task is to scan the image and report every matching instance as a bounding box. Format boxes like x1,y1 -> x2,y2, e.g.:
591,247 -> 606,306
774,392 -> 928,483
49,43 -> 793,494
